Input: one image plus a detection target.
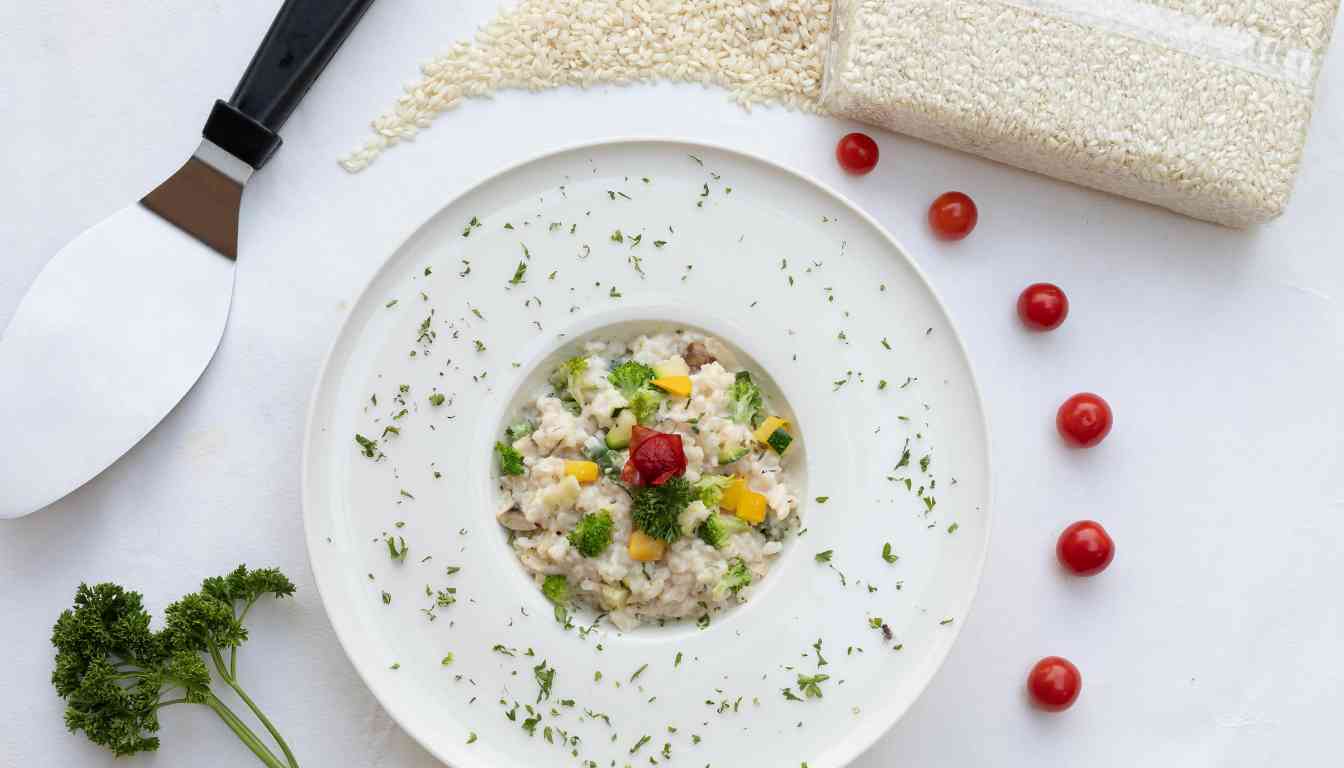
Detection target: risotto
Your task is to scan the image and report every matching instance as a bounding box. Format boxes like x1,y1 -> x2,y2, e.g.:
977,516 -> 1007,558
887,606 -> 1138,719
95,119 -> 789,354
493,330 -> 801,630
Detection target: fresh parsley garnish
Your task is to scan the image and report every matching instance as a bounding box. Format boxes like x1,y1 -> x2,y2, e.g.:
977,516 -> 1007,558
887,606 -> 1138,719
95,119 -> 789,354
354,433 -> 380,459
797,673 -> 830,699
533,661 -> 555,703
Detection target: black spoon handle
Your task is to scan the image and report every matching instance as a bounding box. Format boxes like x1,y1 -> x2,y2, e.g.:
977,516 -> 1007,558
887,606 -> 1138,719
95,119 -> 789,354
202,0 -> 377,170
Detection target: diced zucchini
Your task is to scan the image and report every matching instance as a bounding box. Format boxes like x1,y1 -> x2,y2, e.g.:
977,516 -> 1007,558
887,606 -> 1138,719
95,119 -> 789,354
586,442 -> 619,477
765,428 -> 793,455
718,440 -> 749,465
753,416 -> 790,444
605,409 -> 637,449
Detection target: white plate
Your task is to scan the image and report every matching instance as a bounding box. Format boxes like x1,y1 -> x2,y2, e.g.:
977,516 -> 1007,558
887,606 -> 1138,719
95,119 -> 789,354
303,139 -> 991,768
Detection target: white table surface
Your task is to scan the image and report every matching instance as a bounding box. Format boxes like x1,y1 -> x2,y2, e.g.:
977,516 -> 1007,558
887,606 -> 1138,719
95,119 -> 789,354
2,1 -> 1341,766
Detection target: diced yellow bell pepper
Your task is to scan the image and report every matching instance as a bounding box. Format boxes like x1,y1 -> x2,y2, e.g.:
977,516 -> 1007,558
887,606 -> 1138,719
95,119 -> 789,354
753,416 -> 790,444
564,460 -> 600,484
735,490 -> 768,524
628,530 -> 666,561
719,476 -> 747,511
651,375 -> 692,398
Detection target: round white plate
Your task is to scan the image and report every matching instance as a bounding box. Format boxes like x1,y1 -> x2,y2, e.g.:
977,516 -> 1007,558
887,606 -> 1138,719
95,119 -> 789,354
303,139 -> 991,768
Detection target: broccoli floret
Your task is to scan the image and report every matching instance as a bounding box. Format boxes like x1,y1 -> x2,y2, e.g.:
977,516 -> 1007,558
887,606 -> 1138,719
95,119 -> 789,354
697,514 -> 750,549
627,388 -> 664,425
549,355 -> 591,406
541,575 -> 570,606
505,420 -> 534,441
728,371 -> 763,426
495,441 -> 526,476
630,476 -> 695,542
608,361 -> 657,397
692,475 -> 734,508
550,355 -> 588,389
52,567 -> 298,765
711,557 -> 753,600
568,510 -> 614,557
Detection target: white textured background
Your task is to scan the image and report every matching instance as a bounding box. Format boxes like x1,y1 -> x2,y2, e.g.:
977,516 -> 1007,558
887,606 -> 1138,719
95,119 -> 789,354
1,1 -> 1340,766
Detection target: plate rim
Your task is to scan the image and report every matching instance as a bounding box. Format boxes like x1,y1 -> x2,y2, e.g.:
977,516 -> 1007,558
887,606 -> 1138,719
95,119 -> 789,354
301,135 -> 995,767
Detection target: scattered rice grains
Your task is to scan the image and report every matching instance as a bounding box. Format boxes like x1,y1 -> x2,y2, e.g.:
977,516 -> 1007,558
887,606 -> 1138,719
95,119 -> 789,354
339,0 -> 832,172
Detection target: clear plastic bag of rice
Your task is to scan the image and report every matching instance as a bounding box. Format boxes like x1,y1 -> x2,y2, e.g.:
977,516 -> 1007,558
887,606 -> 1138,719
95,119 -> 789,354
819,0 -> 1339,227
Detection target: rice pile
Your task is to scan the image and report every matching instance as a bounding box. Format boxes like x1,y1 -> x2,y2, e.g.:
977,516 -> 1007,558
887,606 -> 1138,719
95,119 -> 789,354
339,0 -> 832,172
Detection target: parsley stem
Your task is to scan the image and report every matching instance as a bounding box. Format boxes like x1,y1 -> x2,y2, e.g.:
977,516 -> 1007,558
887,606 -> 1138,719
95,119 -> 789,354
225,677 -> 300,768
231,596 -> 260,679
208,642 -> 300,768
203,691 -> 289,768
107,671 -> 148,682
152,697 -> 190,710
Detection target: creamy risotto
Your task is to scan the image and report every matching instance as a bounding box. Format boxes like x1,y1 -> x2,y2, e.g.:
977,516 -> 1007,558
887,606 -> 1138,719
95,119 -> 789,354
493,330 -> 800,630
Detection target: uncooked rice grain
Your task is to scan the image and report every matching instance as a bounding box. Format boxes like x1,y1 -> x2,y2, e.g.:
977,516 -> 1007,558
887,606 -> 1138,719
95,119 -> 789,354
339,0 -> 832,171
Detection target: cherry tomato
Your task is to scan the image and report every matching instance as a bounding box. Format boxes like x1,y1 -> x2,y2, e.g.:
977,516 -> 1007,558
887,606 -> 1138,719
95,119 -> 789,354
1017,283 -> 1069,331
620,459 -> 641,486
629,425 -> 657,454
928,191 -> 978,240
1057,520 -> 1115,576
836,132 -> 880,175
1027,656 -> 1081,712
622,426 -> 660,485
630,432 -> 687,486
1056,393 -> 1112,447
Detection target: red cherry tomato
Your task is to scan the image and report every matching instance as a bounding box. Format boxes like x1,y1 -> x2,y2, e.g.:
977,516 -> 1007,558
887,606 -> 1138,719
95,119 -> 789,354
1056,393 -> 1112,447
836,133 -> 880,175
622,426 -> 659,485
620,459 -> 641,485
1017,283 -> 1069,331
1057,520 -> 1115,576
629,425 -> 657,454
1027,656 -> 1081,712
928,191 -> 978,240
630,432 -> 687,486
